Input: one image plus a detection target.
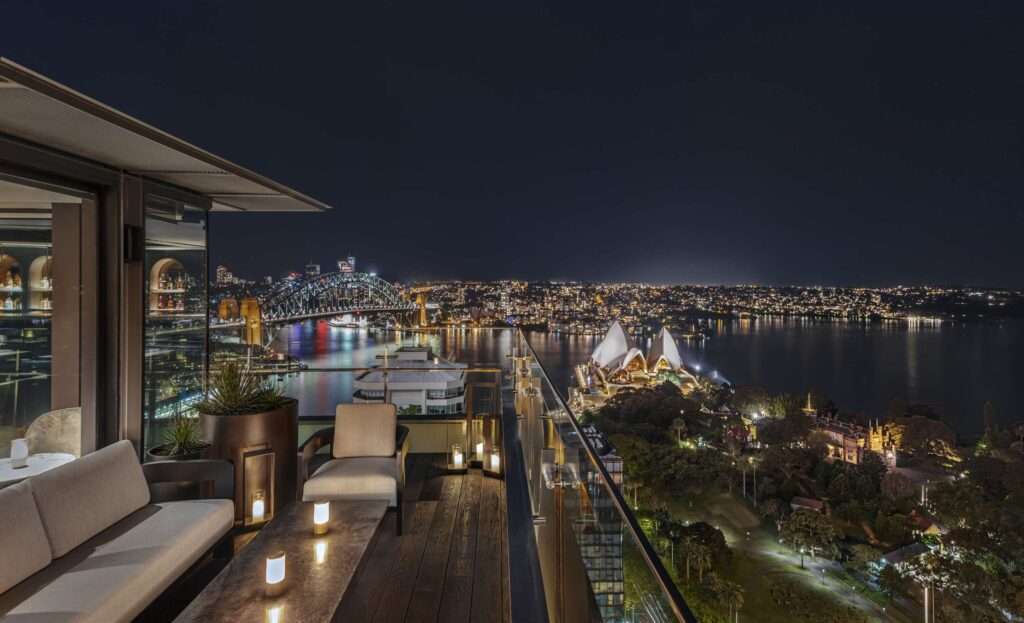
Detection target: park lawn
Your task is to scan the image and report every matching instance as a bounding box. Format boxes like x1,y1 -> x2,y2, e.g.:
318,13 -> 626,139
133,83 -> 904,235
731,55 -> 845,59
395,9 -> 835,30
654,490 -> 913,622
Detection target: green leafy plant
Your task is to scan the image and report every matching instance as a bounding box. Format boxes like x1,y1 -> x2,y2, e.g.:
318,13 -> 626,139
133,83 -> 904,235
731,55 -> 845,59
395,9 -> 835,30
197,361 -> 291,416
161,414 -> 206,456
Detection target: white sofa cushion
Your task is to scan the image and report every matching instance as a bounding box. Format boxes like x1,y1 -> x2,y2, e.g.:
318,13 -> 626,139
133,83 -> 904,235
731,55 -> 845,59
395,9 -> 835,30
0,499 -> 233,623
0,482 -> 52,594
29,440 -> 151,557
333,403 -> 396,459
302,457 -> 398,506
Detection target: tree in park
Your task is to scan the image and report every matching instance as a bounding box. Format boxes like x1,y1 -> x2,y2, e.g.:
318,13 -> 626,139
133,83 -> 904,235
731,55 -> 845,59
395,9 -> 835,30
779,509 -> 837,568
678,538 -> 712,583
671,416 -> 687,447
701,572 -> 745,623
717,577 -> 745,623
880,471 -> 915,500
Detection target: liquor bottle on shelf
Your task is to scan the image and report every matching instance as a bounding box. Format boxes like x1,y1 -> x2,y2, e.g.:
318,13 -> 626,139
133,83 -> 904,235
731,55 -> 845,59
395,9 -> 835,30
3,295 -> 13,310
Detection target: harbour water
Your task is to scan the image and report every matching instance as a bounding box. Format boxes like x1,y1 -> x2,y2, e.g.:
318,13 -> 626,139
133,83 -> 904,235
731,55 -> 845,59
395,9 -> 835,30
271,322 -> 513,417
272,318 -> 1022,436
527,318 -> 1024,437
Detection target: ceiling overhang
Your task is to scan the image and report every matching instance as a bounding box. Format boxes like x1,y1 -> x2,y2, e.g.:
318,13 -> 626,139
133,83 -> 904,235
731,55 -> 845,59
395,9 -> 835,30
0,58 -> 330,213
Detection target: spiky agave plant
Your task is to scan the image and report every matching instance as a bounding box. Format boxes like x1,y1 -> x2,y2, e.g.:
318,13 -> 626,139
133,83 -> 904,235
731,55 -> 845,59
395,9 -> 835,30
161,413 -> 206,456
197,361 -> 291,416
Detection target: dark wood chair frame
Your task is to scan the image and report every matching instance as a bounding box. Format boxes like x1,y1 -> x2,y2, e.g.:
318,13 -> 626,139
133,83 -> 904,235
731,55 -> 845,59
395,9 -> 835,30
298,425 -> 410,535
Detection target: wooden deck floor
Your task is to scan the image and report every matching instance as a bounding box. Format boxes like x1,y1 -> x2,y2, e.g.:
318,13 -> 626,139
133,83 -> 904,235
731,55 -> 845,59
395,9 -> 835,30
333,454 -> 510,623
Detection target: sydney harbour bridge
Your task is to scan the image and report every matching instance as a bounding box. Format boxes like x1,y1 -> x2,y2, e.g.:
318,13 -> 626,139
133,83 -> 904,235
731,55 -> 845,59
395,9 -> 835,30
258,271 -> 422,324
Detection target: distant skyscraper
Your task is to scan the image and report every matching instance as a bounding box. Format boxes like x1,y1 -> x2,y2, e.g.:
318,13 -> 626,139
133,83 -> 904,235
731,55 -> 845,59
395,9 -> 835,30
215,265 -> 234,285
338,255 -> 356,273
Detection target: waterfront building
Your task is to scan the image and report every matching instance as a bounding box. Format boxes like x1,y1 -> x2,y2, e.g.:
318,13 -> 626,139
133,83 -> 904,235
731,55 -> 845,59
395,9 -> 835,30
353,346 -> 466,417
576,321 -> 701,412
338,255 -> 356,273
812,411 -> 898,468
304,261 -> 321,278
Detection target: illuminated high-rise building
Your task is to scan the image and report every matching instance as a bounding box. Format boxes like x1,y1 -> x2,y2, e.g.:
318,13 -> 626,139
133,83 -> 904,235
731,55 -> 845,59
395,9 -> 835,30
338,255 -> 356,273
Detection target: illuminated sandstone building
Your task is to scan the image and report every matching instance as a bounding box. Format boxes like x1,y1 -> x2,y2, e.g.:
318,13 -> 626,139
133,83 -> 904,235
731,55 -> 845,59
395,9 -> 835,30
573,321 -> 703,413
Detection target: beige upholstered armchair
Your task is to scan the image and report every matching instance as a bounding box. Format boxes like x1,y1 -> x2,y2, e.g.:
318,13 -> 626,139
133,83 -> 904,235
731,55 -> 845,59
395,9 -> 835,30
299,404 -> 410,534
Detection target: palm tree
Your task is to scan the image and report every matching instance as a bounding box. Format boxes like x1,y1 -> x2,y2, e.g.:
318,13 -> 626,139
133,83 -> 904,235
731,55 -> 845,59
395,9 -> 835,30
693,543 -> 712,583
720,579 -> 745,623
672,417 -> 687,447
678,538 -> 698,583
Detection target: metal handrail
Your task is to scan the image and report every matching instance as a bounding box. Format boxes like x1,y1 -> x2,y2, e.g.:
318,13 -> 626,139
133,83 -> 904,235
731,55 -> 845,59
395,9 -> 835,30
517,329 -> 698,623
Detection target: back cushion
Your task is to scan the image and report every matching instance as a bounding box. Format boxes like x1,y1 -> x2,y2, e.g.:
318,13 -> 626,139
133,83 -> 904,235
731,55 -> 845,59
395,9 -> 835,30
333,403 -> 397,458
0,481 -> 52,594
29,440 -> 151,557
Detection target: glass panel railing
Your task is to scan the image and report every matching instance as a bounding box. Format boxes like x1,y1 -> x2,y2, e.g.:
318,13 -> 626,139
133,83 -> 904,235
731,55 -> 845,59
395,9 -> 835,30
514,330 -> 696,623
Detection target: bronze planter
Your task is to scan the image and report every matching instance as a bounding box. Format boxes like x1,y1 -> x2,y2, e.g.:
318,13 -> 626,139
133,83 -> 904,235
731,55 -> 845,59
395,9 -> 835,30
200,400 -> 298,523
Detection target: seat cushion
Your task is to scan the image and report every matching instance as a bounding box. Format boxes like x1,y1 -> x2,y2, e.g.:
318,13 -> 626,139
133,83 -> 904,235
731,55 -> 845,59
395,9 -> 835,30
0,499 -> 233,623
29,440 -> 150,557
333,403 -> 396,458
303,457 -> 398,505
0,481 -> 52,594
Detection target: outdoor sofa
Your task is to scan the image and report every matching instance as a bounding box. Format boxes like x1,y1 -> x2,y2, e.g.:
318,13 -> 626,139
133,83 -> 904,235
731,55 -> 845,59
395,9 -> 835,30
0,440 -> 234,623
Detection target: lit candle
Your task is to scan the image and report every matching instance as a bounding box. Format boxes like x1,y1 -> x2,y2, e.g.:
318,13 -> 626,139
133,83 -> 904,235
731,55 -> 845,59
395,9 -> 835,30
314,540 -> 327,564
266,606 -> 283,623
313,502 -> 330,535
266,551 -> 286,590
475,441 -> 484,460
490,451 -> 501,473
252,491 -> 266,523
10,438 -> 28,469
452,445 -> 463,468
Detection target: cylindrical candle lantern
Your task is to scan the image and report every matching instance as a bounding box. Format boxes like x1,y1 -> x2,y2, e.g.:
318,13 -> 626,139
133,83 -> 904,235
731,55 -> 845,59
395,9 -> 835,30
266,605 -> 283,623
313,502 -> 330,535
475,441 -> 484,461
265,551 -> 286,595
252,490 -> 266,523
10,438 -> 28,469
452,444 -> 464,469
490,450 -> 501,473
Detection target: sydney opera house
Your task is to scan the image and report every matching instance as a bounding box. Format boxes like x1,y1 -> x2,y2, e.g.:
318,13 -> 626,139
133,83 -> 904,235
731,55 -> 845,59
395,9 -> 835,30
575,321 -> 702,406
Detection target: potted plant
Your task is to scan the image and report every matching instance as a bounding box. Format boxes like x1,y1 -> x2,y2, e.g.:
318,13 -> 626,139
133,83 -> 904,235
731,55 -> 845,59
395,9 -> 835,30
147,413 -> 209,461
198,361 -> 298,522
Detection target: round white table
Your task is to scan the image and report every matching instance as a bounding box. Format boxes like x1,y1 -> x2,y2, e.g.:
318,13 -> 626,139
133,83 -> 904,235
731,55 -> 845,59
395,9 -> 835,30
0,452 -> 76,487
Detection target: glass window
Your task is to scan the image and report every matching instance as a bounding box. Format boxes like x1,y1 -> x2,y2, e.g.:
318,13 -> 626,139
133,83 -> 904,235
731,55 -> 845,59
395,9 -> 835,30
0,178 -> 84,464
142,196 -> 207,453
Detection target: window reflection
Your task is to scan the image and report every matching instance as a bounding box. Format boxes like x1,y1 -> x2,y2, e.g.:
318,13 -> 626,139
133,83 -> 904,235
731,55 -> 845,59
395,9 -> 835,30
0,178 -> 83,464
143,196 -> 207,452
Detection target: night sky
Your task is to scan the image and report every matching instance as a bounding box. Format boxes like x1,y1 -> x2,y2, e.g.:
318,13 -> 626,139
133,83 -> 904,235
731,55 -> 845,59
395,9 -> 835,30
5,2 -> 1023,286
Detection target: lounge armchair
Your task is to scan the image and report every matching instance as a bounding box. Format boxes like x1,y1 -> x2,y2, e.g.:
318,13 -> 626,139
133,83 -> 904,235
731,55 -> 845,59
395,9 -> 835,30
299,403 -> 410,534
0,440 -> 234,623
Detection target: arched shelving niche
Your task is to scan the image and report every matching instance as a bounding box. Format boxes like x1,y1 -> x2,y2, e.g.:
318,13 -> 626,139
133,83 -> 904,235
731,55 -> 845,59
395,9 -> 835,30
148,257 -> 187,313
0,252 -> 24,312
29,255 -> 53,311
